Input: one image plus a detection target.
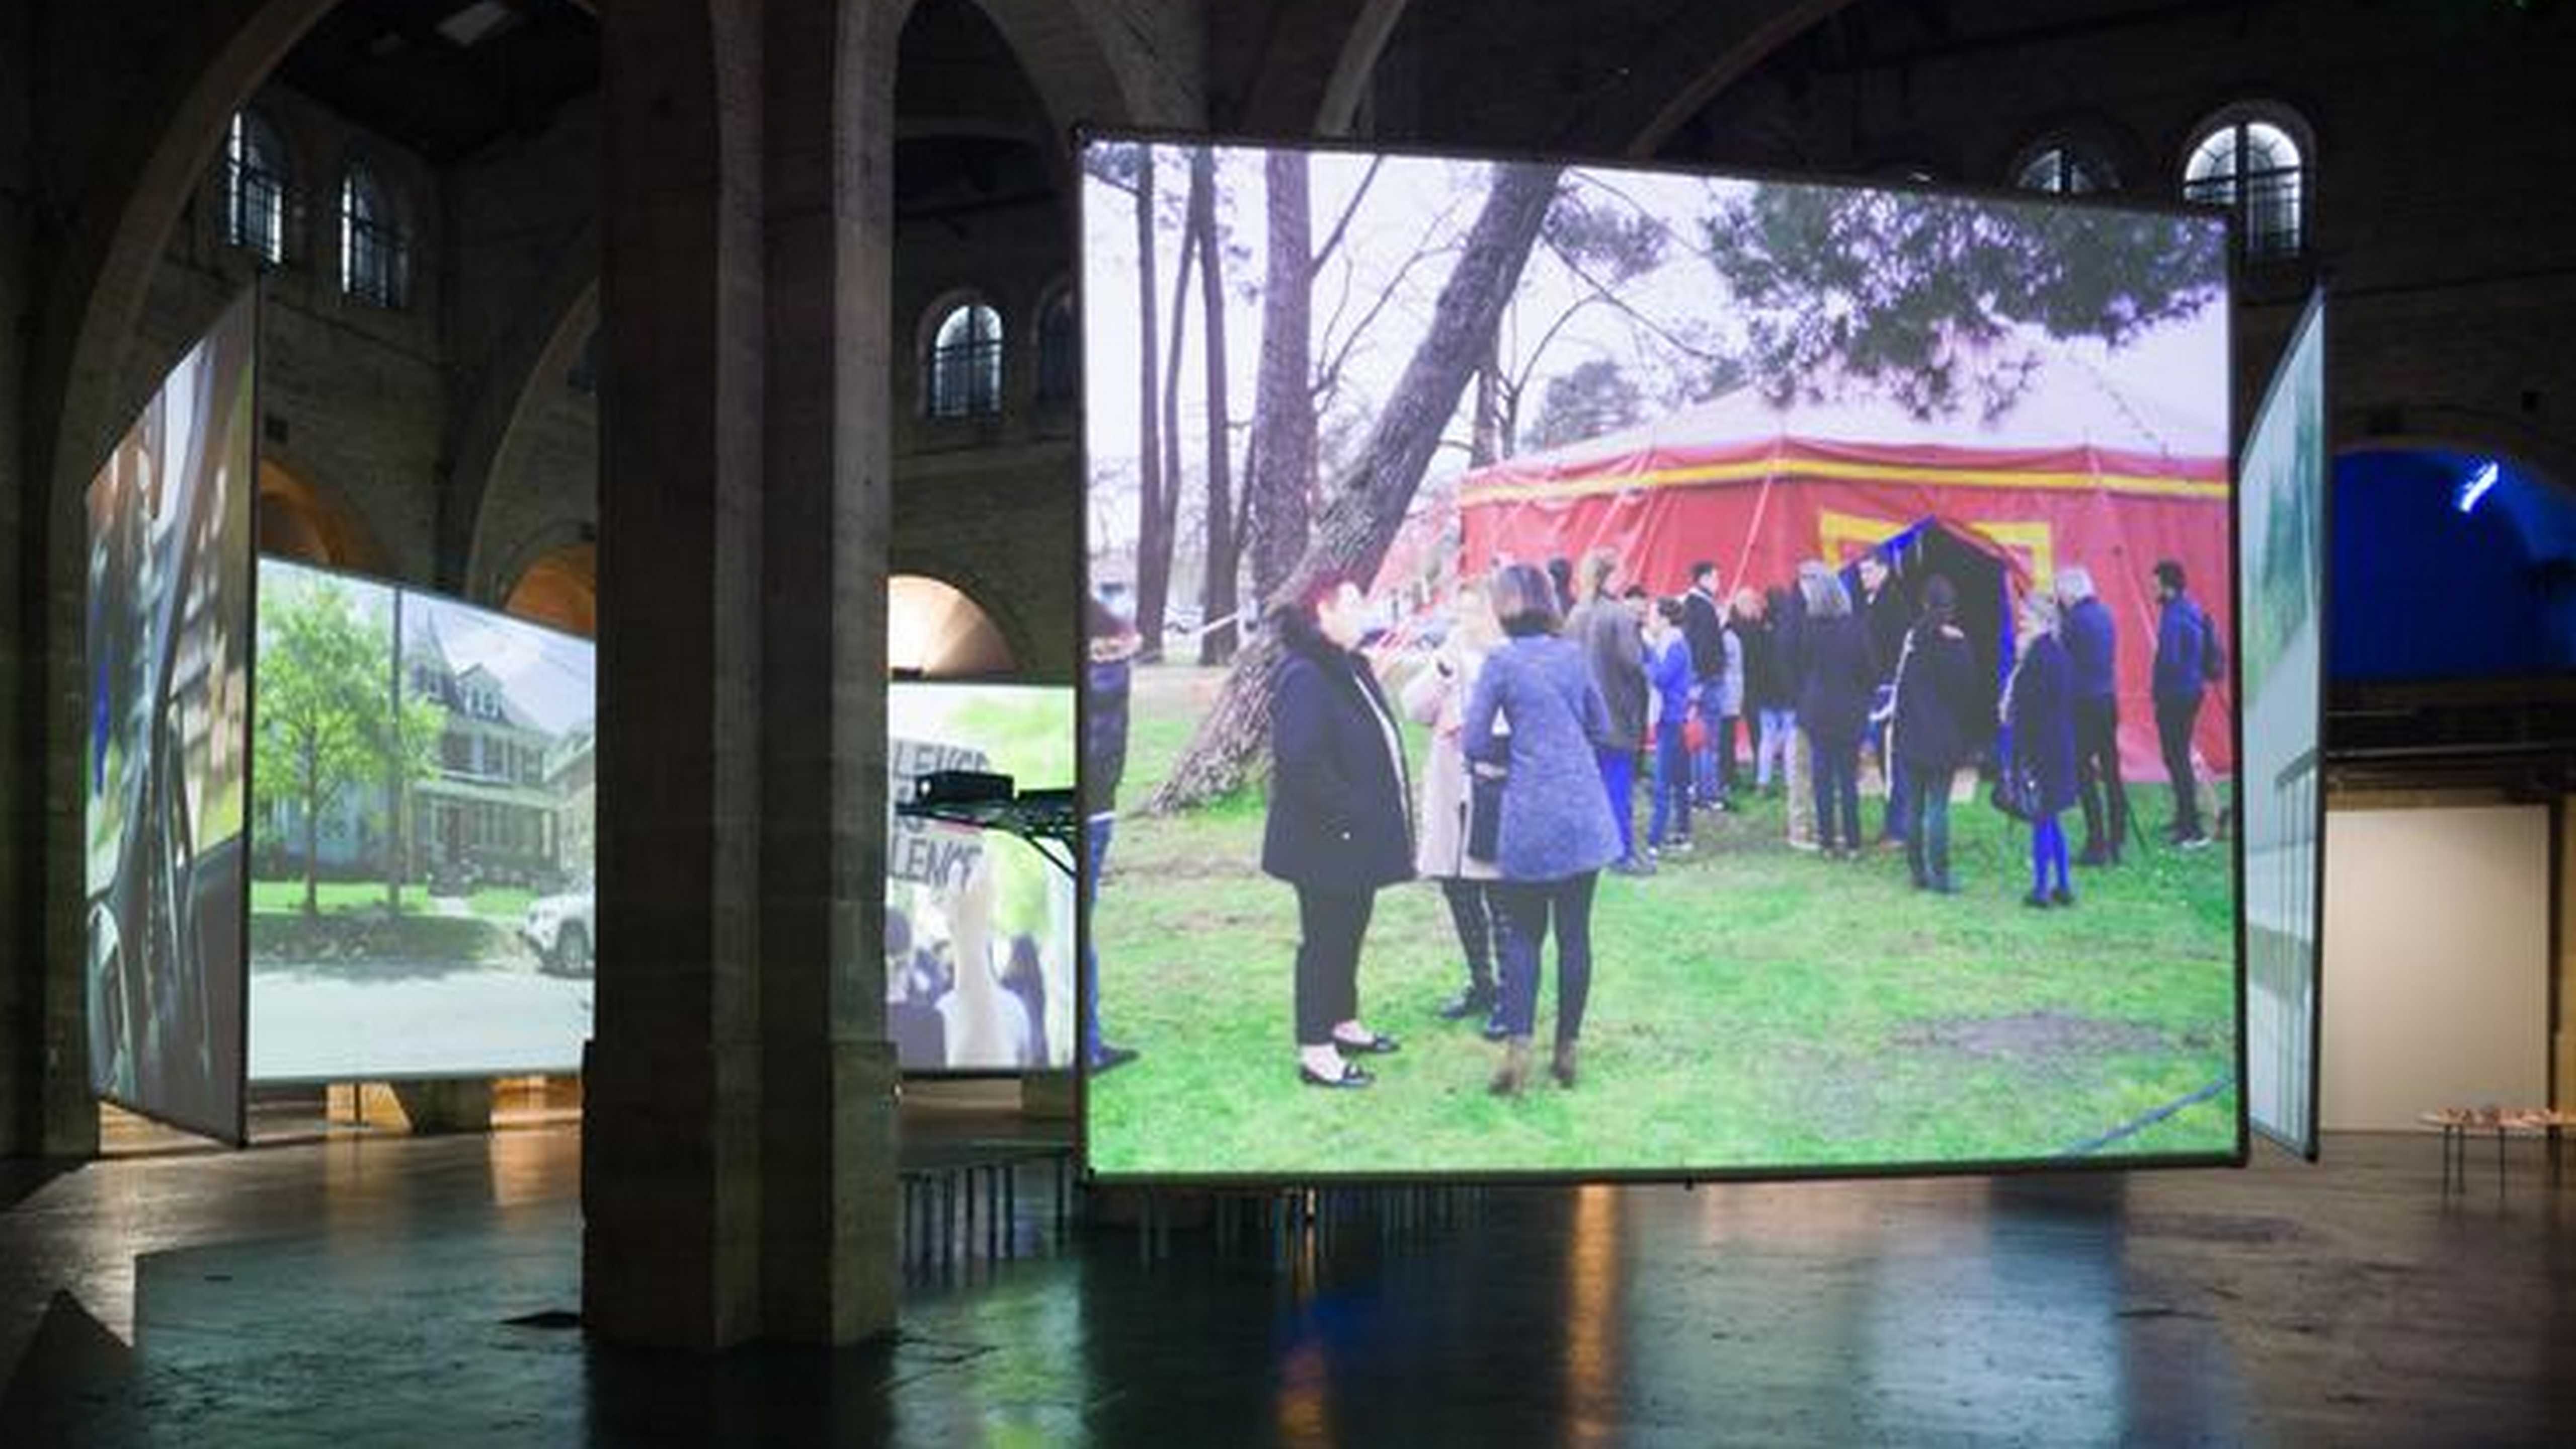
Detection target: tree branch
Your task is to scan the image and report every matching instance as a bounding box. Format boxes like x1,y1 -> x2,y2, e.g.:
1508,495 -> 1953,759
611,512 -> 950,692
1306,153 -> 1385,279
1542,231 -> 1729,364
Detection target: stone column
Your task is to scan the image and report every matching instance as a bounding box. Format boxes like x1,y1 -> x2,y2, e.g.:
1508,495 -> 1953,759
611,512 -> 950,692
1,0 -> 30,1157
582,0 -> 899,1349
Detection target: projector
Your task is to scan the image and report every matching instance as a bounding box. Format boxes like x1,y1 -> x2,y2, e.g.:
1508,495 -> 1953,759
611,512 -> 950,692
914,769 -> 1014,806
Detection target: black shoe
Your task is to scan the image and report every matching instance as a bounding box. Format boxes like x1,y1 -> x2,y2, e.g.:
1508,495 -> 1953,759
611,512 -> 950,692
1301,1061 -> 1373,1089
1332,1029 -> 1401,1055
1089,1044 -> 1139,1075
2051,886 -> 2075,907
1437,985 -> 1497,1020
1480,1017 -> 1512,1043
2022,892 -> 2052,909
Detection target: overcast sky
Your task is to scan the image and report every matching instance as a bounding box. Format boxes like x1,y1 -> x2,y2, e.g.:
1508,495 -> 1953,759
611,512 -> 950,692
1080,142 -> 2228,556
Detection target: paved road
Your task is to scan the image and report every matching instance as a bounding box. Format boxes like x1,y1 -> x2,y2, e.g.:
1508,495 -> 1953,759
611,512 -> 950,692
248,967 -> 593,1080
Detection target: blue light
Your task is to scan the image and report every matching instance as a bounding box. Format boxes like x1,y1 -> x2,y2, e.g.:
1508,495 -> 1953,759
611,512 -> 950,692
2457,460 -> 2500,514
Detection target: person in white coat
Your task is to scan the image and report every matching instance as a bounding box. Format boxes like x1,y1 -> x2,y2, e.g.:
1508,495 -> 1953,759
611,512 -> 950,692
1401,576 -> 1508,1037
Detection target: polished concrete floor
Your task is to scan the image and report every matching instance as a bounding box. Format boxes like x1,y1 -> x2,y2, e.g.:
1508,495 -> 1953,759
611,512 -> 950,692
4,1117 -> 2572,1445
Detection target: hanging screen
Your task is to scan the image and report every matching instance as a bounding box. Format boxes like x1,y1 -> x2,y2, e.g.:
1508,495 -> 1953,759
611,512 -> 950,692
888,683 -> 1078,1071
2238,291 -> 2327,1156
85,291 -> 258,1142
247,560 -> 597,1081
1080,137 -> 2242,1181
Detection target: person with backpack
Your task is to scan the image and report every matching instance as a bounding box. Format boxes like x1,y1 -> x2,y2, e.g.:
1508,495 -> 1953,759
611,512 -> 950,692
2150,559 -> 2220,850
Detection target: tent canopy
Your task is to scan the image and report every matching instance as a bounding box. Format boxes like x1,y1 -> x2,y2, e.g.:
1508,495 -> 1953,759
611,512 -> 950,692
1454,373 -> 2233,776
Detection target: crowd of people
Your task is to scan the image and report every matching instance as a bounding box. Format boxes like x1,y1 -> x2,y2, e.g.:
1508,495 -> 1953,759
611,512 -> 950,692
1222,544 -> 2224,1096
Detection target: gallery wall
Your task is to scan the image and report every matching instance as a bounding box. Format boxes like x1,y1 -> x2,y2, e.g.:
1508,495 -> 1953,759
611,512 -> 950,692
2321,804 -> 2551,1130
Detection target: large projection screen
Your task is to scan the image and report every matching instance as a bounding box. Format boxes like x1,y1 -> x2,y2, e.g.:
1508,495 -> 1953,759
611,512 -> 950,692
888,683 -> 1077,1071
85,290 -> 258,1143
1079,137 -> 2242,1181
247,560 -> 597,1081
2237,292 -> 2327,1156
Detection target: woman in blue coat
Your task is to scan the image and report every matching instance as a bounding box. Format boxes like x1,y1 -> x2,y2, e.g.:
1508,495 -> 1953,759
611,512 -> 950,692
1795,567 -> 1877,859
1263,575 -> 1416,1088
2003,592 -> 2081,909
1464,563 -> 1624,1095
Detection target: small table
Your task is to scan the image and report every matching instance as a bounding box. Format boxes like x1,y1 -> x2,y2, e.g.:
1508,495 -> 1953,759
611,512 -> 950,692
2421,1108 -> 2570,1193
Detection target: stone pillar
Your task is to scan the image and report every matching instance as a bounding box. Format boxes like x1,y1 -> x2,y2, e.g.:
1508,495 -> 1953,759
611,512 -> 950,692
582,0 -> 900,1349
1,0 -> 31,1158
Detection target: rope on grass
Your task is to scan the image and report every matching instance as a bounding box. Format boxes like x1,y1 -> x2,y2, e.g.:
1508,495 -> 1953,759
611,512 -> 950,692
2052,1071 -> 2237,1160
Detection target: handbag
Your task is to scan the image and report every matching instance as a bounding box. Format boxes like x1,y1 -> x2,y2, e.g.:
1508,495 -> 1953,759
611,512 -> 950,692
1988,758 -> 2041,823
1466,760 -> 1507,863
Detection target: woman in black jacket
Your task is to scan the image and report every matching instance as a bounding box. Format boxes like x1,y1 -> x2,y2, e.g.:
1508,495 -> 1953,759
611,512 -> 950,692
1263,575 -> 1416,1088
1796,568 -> 1877,858
1891,575 -> 1984,894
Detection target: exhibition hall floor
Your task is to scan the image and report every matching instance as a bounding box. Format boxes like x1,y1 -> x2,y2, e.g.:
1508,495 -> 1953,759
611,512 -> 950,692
3,1117 -> 2571,1444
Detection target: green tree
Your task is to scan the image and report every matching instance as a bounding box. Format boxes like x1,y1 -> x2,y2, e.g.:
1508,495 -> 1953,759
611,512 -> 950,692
1530,357 -> 1646,449
1703,186 -> 2225,421
253,581 -> 439,917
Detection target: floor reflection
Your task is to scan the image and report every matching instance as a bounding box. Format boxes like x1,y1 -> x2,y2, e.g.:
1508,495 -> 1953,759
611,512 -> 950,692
5,1129 -> 2572,1444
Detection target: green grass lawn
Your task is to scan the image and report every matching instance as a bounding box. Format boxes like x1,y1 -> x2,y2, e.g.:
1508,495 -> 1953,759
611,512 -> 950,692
249,876 -> 532,972
1089,664 -> 2239,1177
251,878 -> 405,916
251,879 -> 540,922
465,887 -> 538,924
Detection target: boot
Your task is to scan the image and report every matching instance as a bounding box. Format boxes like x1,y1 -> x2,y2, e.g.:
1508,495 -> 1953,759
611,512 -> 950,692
1489,1037 -> 1532,1097
1551,1038 -> 1579,1089
1438,981 -> 1497,1020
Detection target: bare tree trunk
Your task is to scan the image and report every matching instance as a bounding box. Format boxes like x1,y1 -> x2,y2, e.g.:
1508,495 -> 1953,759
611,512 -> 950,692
1194,146 -> 1241,666
1147,186 -> 1196,659
387,597 -> 406,913
1246,148 -> 1316,606
1148,160 -> 1563,811
1470,344 -> 1504,468
301,745 -> 320,919
1130,147 -> 1167,660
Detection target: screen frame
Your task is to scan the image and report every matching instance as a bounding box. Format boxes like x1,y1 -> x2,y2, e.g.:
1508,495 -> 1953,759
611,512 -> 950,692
1072,125 -> 2251,1187
2241,284 -> 2329,1161
886,676 -> 1079,1080
242,552 -> 600,1086
86,283 -> 262,1148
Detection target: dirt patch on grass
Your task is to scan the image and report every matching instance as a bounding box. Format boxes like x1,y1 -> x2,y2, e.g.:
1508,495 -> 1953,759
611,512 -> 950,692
1892,1011 -> 2166,1061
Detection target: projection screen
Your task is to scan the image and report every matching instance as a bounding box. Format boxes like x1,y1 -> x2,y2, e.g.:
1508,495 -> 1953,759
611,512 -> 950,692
1079,137 -> 2242,1180
2238,291 -> 2326,1156
888,683 -> 1078,1071
85,290 -> 258,1143
248,560 -> 597,1081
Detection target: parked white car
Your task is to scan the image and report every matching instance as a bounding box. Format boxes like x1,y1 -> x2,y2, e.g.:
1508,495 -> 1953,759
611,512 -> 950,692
522,881 -> 595,976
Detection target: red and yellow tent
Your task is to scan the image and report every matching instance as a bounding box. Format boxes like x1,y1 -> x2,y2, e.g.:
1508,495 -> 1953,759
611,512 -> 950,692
1453,380 -> 2233,775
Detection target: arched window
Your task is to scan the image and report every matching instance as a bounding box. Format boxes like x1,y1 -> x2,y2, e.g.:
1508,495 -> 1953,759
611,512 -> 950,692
339,162 -> 410,308
926,301 -> 1004,418
1036,289 -> 1078,404
2184,110 -> 2307,258
2015,141 -> 2117,196
225,111 -> 291,264
888,574 -> 1014,677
